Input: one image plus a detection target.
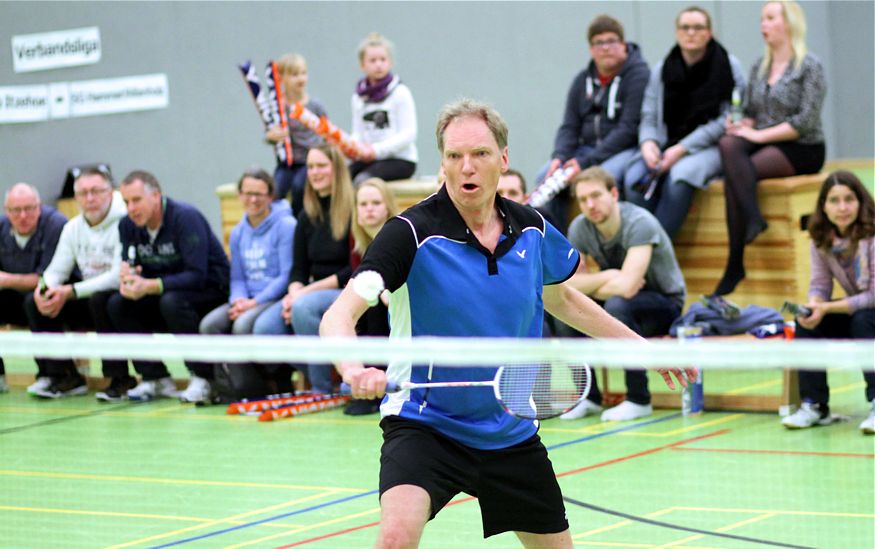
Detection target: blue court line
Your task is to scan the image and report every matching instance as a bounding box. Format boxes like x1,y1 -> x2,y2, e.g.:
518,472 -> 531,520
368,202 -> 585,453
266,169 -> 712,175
151,491 -> 375,548
151,412 -> 682,548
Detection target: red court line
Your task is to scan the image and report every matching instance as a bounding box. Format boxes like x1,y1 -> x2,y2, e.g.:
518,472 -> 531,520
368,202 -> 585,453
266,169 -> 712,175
556,429 -> 730,478
672,447 -> 874,458
273,429 -> 730,548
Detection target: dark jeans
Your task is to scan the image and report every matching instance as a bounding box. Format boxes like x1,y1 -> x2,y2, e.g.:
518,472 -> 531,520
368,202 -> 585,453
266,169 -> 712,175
24,293 -> 95,379
557,291 -> 682,405
0,289 -> 29,375
796,310 -> 875,412
623,160 -> 696,239
274,162 -> 307,217
105,288 -> 226,381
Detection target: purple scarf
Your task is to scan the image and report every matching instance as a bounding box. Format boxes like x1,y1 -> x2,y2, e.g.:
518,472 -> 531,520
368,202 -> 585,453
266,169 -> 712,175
356,73 -> 399,103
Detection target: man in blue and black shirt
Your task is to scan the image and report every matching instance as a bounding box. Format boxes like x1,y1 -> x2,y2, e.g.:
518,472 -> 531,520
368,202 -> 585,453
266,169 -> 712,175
322,99 -> 695,548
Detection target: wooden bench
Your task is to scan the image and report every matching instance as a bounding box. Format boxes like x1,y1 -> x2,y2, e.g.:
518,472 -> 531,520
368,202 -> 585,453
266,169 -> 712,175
215,177 -> 439,250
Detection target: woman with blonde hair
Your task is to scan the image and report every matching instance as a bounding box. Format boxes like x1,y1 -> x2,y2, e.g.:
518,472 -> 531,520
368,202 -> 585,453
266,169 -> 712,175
253,144 -> 354,394
713,1 -> 826,296
344,177 -> 400,415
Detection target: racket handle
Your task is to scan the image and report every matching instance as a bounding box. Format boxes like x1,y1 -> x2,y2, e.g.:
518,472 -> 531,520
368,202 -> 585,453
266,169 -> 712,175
340,382 -> 399,394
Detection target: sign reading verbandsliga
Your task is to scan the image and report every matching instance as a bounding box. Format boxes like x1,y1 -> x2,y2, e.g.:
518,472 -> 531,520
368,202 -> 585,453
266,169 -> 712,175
12,27 -> 101,73
0,74 -> 169,124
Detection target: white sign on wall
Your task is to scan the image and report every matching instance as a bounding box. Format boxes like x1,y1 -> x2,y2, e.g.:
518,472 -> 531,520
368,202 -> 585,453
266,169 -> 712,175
0,74 -> 169,124
12,27 -> 102,73
0,85 -> 50,123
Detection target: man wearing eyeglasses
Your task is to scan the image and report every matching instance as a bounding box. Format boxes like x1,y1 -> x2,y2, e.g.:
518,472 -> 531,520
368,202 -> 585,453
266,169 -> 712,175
0,183 -> 67,393
538,14 -> 650,233
621,6 -> 745,240
23,167 -> 131,399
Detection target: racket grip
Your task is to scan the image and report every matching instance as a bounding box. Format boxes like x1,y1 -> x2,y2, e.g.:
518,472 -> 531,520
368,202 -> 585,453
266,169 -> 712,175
340,382 -> 399,394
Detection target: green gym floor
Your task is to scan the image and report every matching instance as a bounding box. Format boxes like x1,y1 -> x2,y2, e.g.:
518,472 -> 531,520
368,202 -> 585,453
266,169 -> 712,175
1,359 -> 873,549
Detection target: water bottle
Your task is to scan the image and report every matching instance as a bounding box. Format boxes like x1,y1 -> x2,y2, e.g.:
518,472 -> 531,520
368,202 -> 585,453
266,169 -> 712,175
730,88 -> 743,124
527,167 -> 574,208
38,275 -> 48,297
677,326 -> 704,416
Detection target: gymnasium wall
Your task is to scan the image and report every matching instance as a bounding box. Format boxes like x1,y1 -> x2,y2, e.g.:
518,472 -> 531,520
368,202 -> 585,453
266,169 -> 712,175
1,1 -> 872,231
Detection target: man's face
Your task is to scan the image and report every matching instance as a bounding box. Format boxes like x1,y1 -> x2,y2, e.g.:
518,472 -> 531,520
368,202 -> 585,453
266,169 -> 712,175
497,174 -> 526,204
74,174 -> 113,225
4,186 -> 41,236
121,179 -> 161,228
589,31 -> 627,76
676,11 -> 712,57
575,178 -> 618,226
440,116 -> 508,213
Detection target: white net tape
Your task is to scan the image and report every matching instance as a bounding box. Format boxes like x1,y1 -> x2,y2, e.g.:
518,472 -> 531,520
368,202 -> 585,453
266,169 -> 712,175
0,332 -> 871,370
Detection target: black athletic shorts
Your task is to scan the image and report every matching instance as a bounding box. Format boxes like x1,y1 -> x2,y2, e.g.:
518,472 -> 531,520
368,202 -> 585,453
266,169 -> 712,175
379,416 -> 569,538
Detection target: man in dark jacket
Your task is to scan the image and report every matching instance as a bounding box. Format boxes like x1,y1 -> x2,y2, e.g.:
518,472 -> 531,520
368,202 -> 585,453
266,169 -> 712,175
105,170 -> 229,403
0,183 -> 67,393
538,14 -> 650,232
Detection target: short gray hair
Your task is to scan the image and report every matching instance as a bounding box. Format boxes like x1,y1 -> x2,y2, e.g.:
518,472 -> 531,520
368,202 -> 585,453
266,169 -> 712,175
4,182 -> 41,204
435,98 -> 508,154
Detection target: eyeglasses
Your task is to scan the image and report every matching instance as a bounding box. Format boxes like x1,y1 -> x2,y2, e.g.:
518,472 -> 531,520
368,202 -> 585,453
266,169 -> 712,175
5,204 -> 38,216
74,187 -> 111,198
591,38 -> 621,49
678,24 -> 709,33
241,191 -> 270,200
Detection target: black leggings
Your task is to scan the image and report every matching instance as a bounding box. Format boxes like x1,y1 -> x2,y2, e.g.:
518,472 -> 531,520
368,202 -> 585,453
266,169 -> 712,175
349,159 -> 416,186
714,136 -> 824,295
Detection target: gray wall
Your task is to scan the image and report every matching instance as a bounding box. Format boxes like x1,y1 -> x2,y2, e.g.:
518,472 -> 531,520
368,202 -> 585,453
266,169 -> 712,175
2,1 -> 873,232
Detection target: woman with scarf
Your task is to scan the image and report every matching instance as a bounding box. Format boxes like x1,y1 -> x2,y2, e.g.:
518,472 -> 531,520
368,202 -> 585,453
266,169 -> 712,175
714,1 -> 826,296
781,171 -> 875,434
349,32 -> 418,186
623,6 -> 745,239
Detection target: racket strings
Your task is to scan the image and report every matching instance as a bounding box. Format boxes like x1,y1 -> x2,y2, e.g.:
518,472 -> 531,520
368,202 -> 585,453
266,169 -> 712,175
498,362 -> 591,420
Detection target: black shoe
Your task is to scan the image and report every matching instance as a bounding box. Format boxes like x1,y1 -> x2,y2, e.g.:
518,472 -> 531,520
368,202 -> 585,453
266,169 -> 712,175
700,294 -> 741,320
344,398 -> 381,416
95,376 -> 138,402
34,374 -> 88,399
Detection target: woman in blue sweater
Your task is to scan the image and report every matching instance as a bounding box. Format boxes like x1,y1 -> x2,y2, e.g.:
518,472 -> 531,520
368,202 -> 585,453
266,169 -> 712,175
200,168 -> 296,335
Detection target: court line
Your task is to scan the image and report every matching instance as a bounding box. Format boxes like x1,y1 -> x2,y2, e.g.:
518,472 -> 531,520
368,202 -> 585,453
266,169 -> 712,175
672,447 -> 875,458
223,507 -> 381,548
0,402 -> 135,435
563,497 -> 812,549
109,491 -> 343,549
0,469 -> 366,492
146,491 -> 374,548
650,512 -> 776,548
145,415 -> 680,547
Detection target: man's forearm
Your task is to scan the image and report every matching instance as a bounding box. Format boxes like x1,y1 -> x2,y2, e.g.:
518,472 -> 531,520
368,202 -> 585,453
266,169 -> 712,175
0,271 -> 39,292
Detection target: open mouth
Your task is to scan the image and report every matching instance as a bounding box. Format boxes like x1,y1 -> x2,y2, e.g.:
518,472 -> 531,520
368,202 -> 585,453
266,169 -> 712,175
462,183 -> 478,192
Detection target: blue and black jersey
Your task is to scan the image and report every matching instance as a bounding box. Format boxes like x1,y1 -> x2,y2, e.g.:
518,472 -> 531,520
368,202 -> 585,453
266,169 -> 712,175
357,186 -> 579,449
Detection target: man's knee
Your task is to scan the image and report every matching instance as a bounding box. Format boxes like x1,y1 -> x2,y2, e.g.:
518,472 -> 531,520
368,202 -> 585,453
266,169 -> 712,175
378,485 -> 431,549
603,296 -> 633,320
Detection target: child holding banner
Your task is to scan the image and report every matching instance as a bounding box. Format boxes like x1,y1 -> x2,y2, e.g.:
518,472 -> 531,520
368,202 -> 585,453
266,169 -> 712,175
349,33 -> 418,185
265,53 -> 328,216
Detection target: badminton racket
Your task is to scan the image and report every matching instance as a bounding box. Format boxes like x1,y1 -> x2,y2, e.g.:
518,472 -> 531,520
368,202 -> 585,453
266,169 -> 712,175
344,362 -> 592,420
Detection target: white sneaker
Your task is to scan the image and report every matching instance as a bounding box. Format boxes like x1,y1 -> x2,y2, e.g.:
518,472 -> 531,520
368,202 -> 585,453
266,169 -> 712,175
127,377 -> 178,401
559,399 -> 603,420
860,399 -> 875,435
601,400 -> 653,422
179,376 -> 212,404
26,376 -> 52,395
782,401 -> 833,429
0,375 -> 7,393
